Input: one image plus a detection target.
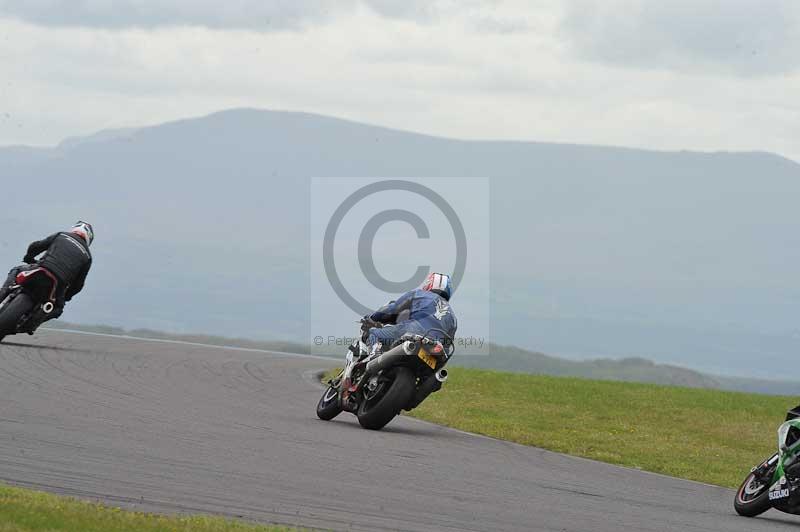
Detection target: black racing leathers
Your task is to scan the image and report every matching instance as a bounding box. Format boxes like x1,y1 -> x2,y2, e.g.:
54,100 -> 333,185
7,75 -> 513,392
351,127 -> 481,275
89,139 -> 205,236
24,232 -> 92,302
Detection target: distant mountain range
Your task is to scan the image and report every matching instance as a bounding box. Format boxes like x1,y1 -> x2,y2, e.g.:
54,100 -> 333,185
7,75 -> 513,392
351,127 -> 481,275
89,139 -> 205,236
44,322 -> 800,396
3,108 -> 800,380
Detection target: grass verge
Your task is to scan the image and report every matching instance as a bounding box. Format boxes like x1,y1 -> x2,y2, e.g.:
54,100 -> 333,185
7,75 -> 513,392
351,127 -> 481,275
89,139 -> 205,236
0,483 -> 301,532
323,366 -> 789,488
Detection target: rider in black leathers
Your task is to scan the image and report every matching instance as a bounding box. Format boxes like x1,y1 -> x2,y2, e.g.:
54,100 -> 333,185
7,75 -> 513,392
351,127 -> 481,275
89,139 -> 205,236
0,222 -> 94,328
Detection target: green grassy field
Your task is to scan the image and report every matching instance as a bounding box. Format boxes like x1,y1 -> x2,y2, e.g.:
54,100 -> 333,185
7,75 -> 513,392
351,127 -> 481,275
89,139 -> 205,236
0,484 -> 300,532
325,366 -> 792,488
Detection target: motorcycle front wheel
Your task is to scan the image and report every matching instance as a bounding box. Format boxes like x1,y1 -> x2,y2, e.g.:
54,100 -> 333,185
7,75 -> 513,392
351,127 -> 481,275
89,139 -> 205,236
316,384 -> 343,421
734,463 -> 775,517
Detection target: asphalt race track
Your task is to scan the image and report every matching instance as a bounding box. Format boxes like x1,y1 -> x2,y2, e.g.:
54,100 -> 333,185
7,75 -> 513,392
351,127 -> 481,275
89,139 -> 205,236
0,330 -> 798,531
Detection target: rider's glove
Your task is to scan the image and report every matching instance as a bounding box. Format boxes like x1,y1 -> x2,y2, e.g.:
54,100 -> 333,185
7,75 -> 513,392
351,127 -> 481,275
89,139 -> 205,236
360,318 -> 371,342
360,316 -> 381,342
23,255 -> 35,264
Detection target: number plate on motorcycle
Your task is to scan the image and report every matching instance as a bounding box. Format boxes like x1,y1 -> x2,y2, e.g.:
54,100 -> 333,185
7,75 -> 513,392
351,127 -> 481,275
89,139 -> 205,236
418,348 -> 437,369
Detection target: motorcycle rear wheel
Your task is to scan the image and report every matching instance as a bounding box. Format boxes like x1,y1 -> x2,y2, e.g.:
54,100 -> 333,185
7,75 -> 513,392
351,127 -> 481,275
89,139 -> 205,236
0,293 -> 34,339
357,367 -> 415,430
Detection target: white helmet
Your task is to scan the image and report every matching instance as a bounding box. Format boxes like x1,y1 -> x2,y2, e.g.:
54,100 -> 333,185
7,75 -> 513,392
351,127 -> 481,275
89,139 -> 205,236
420,272 -> 453,300
70,221 -> 94,247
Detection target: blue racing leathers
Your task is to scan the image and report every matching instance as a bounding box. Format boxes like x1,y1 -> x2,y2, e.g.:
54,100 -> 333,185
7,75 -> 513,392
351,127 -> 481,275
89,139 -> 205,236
367,289 -> 457,350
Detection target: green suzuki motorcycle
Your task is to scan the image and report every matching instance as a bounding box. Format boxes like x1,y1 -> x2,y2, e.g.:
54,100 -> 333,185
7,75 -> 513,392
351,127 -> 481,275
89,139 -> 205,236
735,406 -> 800,517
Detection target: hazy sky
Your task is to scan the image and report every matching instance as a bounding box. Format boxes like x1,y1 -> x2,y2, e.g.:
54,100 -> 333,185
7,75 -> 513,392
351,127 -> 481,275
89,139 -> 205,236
0,0 -> 797,160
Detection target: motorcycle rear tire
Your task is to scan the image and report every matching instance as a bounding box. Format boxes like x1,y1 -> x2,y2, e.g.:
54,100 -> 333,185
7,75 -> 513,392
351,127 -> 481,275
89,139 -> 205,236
357,367 -> 415,431
0,293 -> 34,338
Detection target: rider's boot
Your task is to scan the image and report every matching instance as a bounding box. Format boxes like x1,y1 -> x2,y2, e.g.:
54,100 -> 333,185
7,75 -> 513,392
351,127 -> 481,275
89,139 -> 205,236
369,341 -> 383,357
25,299 -> 62,335
348,341 -> 360,359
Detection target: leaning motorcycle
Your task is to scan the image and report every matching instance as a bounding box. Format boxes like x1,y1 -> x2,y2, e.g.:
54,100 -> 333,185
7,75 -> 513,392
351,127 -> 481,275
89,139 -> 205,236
0,266 -> 59,343
316,322 -> 454,430
735,405 -> 800,517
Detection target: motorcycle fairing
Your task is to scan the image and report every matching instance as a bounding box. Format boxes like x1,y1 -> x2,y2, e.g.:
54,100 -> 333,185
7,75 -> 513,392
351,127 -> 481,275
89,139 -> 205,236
15,267 -> 58,302
770,419 -> 800,514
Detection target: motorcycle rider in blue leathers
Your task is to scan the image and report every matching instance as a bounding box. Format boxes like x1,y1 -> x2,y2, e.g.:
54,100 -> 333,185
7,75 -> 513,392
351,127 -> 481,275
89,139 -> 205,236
362,272 -> 457,354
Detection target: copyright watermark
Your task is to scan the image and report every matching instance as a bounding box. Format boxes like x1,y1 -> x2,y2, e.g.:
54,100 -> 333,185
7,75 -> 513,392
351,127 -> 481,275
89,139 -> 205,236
322,180 -> 468,315
313,335 -> 486,349
310,178 -> 491,355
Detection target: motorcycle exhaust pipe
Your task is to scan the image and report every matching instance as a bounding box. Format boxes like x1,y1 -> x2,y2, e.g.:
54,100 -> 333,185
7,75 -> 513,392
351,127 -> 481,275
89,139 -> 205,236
405,369 -> 448,411
42,302 -> 54,314
364,341 -> 416,376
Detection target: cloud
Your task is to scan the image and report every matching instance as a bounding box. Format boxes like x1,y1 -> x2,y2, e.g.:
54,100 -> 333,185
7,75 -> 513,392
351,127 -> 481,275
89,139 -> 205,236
0,0 -> 356,31
0,0 -> 481,30
561,0 -> 800,77
0,3 -> 797,162
362,0 -> 440,22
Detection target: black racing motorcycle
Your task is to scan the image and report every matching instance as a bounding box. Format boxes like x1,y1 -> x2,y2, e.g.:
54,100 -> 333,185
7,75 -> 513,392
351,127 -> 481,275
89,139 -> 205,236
316,321 -> 454,430
0,266 -> 60,342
